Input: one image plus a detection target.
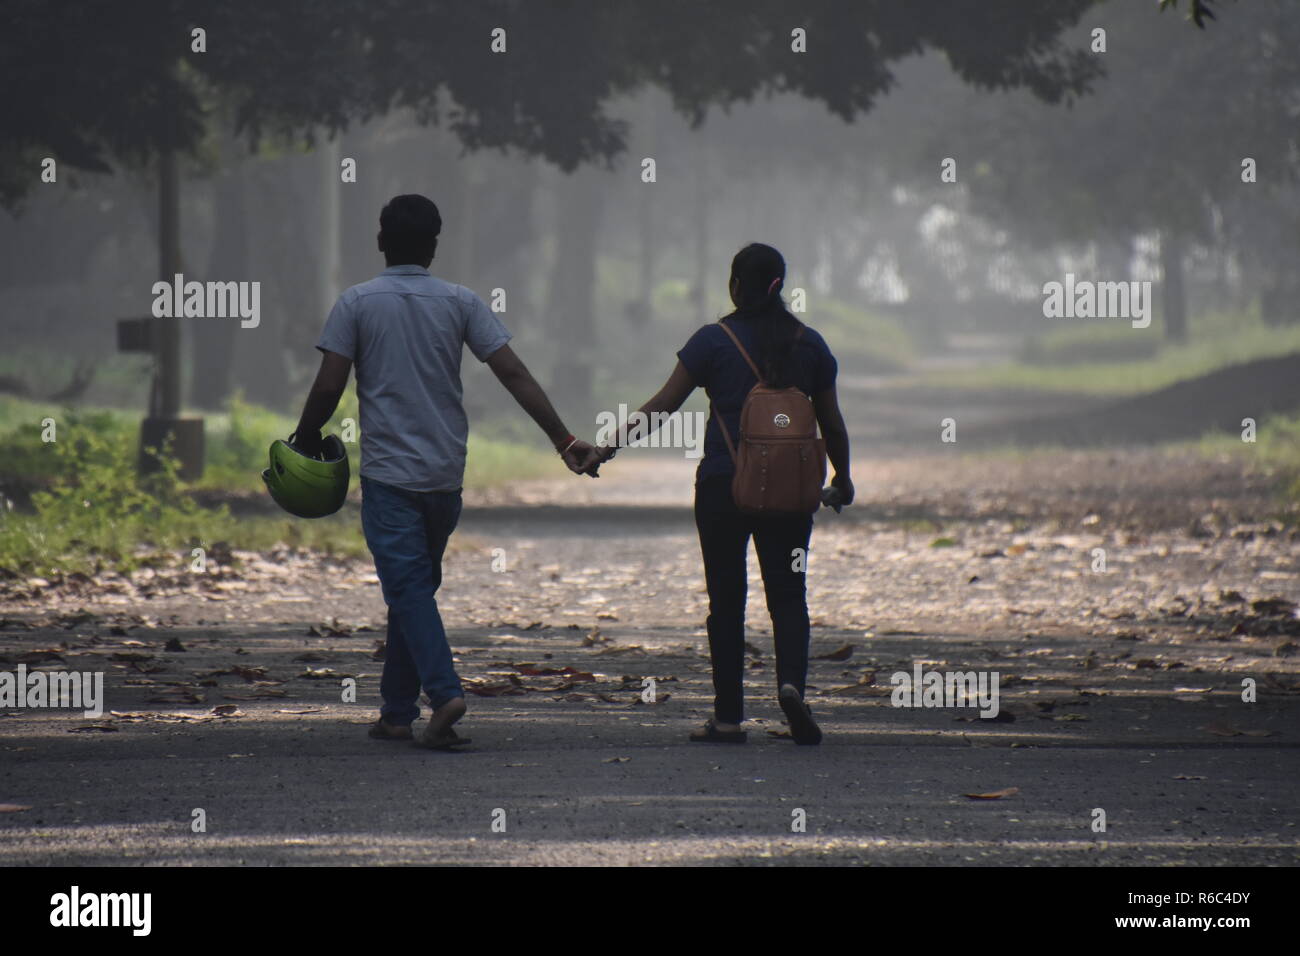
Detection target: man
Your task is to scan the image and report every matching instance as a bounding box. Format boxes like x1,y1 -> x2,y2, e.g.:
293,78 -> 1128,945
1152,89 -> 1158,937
291,193 -> 599,749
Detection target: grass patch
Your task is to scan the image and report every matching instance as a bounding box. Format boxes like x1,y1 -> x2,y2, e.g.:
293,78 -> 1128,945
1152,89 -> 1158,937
0,410 -> 234,576
0,395 -> 557,575
1,392 -> 555,494
1190,412 -> 1300,502
814,298 -> 915,374
925,311 -> 1300,396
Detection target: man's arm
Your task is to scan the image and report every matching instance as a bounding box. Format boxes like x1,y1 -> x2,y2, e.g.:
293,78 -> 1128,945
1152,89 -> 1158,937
485,344 -> 598,473
293,350 -> 353,452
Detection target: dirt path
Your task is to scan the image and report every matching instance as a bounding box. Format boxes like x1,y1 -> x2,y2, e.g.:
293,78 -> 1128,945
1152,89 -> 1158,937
2,448 -> 1297,865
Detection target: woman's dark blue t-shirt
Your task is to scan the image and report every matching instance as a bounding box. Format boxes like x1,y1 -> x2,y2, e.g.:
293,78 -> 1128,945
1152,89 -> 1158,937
676,317 -> 838,481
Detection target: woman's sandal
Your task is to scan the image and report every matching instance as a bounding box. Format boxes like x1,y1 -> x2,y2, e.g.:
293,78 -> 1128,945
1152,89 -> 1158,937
689,719 -> 747,743
778,684 -> 823,746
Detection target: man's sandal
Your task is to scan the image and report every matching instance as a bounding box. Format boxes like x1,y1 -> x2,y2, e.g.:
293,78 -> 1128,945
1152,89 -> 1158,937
416,697 -> 470,750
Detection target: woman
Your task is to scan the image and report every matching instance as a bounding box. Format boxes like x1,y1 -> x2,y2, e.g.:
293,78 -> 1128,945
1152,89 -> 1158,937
595,243 -> 853,745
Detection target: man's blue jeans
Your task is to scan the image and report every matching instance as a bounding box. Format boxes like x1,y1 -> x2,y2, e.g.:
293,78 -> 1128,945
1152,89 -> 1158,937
360,476 -> 463,725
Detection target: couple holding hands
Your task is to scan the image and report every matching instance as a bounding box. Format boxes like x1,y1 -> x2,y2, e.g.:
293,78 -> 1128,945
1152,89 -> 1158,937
292,194 -> 852,751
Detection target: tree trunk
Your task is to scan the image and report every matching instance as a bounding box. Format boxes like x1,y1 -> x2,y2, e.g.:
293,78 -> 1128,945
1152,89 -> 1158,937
156,149 -> 182,418
318,136 -> 341,341
544,172 -> 603,412
1160,230 -> 1188,343
189,143 -> 246,409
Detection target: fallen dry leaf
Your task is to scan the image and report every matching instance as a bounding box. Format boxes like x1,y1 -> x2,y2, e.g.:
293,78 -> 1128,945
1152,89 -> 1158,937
1201,723 -> 1242,737
513,664 -> 594,680
964,787 -> 1020,800
297,668 -> 353,680
829,671 -> 877,695
464,676 -> 527,697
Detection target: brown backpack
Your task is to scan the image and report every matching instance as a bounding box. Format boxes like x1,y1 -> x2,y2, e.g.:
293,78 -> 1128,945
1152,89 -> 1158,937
713,319 -> 826,515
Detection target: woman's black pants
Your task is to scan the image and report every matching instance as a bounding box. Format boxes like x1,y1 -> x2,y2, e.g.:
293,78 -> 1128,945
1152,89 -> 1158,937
693,474 -> 815,725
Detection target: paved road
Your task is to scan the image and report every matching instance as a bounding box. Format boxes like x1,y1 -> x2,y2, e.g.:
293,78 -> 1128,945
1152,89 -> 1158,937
2,454 -> 1297,865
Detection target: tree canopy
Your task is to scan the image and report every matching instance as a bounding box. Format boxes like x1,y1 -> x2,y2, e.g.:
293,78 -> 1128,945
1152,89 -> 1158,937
0,0 -> 1110,207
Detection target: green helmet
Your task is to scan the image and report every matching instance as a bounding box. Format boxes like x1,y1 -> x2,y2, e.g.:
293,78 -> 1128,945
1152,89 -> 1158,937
262,435 -> 350,518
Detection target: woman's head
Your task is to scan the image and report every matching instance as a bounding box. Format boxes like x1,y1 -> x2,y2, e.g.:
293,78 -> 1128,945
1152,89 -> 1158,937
728,243 -> 786,311
725,243 -> 801,387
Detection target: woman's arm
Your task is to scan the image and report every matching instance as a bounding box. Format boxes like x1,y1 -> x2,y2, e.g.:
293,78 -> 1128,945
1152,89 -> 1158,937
597,360 -> 696,460
812,386 -> 853,504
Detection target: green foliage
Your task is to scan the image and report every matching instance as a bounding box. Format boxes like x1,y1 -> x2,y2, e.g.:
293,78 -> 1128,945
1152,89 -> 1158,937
202,390 -> 550,491
0,400 -> 137,487
1193,412 -> 1300,506
465,432 -> 558,486
0,393 -> 556,574
0,412 -> 222,575
1196,412 -> 1300,470
202,391 -> 303,492
1020,322 -> 1162,367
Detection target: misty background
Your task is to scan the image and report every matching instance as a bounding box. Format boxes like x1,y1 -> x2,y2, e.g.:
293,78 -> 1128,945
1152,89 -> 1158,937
0,0 -> 1297,468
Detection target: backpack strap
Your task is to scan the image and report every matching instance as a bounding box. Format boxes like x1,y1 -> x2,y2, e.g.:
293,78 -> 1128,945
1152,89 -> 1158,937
716,319 -> 764,384
712,401 -> 739,464
711,320 -> 753,465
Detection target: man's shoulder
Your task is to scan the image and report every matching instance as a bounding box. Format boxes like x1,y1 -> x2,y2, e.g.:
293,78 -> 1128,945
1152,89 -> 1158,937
347,272 -> 465,301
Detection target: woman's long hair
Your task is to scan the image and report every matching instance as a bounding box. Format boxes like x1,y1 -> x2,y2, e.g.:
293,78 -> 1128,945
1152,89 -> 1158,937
724,243 -> 802,387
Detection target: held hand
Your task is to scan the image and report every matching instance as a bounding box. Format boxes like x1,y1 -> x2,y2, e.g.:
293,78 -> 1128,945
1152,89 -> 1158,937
585,443 -> 618,477
831,473 -> 854,507
561,439 -> 603,477
290,429 -> 324,459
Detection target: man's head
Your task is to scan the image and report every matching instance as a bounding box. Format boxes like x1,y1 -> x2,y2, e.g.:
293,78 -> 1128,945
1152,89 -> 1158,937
378,194 -> 442,267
